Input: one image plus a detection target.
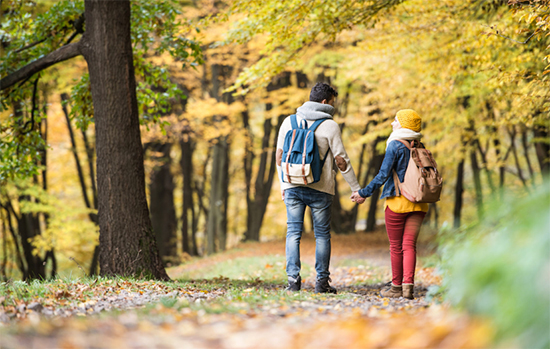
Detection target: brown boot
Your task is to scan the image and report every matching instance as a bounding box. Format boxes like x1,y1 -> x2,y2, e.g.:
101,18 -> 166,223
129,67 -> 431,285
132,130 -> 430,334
403,284 -> 414,299
380,284 -> 402,298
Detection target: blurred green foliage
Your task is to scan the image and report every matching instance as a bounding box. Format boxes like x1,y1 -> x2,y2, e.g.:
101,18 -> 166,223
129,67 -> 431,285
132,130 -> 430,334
438,184 -> 550,348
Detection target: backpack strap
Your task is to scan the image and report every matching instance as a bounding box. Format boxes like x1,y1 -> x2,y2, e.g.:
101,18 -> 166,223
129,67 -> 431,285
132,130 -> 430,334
293,117 -> 331,170
290,114 -> 298,130
308,118 -> 328,132
395,139 -> 411,149
392,170 -> 401,196
309,118 -> 330,167
394,139 -> 423,149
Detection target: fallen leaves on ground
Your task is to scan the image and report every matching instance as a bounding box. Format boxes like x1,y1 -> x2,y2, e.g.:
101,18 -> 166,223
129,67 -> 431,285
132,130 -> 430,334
0,279 -> 225,322
0,231 -> 494,348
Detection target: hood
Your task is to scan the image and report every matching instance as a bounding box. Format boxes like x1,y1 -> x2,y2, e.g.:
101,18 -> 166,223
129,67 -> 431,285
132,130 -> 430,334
296,101 -> 335,120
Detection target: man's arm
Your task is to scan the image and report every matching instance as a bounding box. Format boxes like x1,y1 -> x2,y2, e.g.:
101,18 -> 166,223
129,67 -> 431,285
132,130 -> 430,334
326,122 -> 361,192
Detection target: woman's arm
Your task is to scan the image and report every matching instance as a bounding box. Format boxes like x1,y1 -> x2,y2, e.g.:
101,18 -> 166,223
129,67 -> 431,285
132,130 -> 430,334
358,142 -> 399,198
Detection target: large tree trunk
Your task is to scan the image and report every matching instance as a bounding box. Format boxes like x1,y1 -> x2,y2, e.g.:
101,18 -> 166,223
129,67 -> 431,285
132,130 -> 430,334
80,0 -> 168,279
149,143 -> 178,262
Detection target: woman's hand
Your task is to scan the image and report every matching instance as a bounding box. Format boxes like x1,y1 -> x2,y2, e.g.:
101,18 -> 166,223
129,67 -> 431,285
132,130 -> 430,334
351,191 -> 366,204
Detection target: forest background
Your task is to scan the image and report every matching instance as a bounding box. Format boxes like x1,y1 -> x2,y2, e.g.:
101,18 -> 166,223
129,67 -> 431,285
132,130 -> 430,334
0,0 -> 548,281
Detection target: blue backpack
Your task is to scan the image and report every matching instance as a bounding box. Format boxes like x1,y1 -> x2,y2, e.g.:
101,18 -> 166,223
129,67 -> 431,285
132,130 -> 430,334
280,115 -> 329,185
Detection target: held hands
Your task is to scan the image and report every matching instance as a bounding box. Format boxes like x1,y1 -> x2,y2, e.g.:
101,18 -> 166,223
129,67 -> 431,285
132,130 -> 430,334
350,191 -> 366,204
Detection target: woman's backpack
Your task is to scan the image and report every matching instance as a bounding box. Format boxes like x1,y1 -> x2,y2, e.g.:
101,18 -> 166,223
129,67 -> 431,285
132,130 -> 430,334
392,139 -> 442,203
280,115 -> 329,185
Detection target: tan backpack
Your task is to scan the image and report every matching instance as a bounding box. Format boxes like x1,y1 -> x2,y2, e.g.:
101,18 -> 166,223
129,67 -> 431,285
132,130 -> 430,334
392,139 -> 442,203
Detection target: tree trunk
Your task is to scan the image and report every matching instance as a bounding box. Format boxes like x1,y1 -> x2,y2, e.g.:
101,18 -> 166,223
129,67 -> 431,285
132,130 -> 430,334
520,128 -> 535,186
365,152 -> 384,232
149,143 -> 178,262
476,140 -> 496,198
80,0 -> 168,279
469,148 -> 484,220
1,205 -> 26,277
1,213 -> 6,280
453,159 -> 465,229
327,82 -> 359,234
61,93 -> 100,275
40,88 -> 56,279
180,134 -> 198,256
206,137 -> 229,253
17,196 -> 45,280
533,123 -> 550,179
244,116 -> 283,241
244,72 -> 292,241
508,127 -> 530,191
205,64 -> 233,252
81,129 -> 100,275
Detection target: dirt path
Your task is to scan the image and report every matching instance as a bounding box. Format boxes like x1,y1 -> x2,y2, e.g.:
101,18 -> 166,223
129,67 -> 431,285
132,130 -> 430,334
0,231 -> 492,348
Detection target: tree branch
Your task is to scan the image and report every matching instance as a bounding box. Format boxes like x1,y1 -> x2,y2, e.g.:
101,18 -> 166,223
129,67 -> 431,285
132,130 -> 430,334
14,38 -> 48,53
0,41 -> 82,91
20,76 -> 40,134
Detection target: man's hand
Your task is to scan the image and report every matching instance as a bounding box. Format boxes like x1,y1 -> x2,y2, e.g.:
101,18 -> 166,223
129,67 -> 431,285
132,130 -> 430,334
350,191 -> 366,204
282,190 -> 285,201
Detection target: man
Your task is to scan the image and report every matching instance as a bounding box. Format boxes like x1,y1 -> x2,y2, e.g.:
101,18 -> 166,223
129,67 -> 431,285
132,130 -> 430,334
276,82 -> 363,293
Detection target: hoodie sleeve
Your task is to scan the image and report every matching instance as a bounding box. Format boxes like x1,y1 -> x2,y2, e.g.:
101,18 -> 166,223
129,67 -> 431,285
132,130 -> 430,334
358,141 -> 398,198
326,122 -> 361,192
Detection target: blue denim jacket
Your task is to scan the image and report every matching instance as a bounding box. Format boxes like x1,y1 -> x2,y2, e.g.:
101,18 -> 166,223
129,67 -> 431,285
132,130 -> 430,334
358,140 -> 416,199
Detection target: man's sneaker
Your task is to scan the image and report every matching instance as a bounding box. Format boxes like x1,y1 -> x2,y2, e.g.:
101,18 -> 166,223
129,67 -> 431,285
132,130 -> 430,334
286,276 -> 301,291
315,277 -> 337,294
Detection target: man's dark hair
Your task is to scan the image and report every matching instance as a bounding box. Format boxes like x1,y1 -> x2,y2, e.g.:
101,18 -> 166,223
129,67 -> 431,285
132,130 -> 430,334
309,82 -> 338,103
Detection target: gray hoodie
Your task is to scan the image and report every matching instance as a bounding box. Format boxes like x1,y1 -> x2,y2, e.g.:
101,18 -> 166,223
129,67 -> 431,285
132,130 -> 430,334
276,101 -> 361,196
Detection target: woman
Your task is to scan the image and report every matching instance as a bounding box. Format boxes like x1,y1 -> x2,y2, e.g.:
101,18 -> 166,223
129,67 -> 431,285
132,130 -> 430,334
351,109 -> 428,299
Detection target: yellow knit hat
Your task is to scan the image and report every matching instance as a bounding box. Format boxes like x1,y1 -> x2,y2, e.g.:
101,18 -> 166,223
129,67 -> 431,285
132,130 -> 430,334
396,109 -> 421,132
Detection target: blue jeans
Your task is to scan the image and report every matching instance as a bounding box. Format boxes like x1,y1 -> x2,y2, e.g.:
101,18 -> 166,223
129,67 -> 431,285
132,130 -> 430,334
284,187 -> 333,280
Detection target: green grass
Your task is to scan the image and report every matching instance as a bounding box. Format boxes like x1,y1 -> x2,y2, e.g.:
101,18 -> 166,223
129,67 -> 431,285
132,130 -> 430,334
174,255 -> 312,284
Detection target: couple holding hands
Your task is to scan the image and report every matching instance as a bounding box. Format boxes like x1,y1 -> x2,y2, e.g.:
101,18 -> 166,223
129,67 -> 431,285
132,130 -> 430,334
276,82 -> 428,300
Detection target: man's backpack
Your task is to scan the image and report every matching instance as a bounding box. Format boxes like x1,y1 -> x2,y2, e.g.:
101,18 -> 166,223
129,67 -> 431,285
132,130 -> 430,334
281,115 -> 329,185
392,139 -> 443,203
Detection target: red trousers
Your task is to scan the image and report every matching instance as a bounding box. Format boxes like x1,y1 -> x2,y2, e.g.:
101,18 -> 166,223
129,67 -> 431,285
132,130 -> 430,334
384,207 -> 426,285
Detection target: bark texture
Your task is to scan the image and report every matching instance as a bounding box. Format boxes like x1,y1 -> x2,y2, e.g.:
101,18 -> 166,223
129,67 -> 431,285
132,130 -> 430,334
80,0 -> 168,279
